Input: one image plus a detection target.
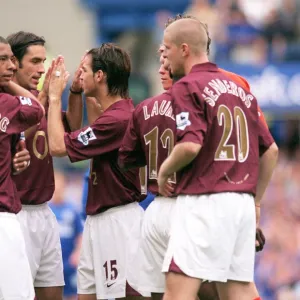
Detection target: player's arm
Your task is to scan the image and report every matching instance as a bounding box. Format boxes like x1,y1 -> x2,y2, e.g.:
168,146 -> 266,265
118,109 -> 146,170
256,143 -> 278,205
158,82 -> 206,196
255,120 -> 278,226
47,58 -> 70,156
4,81 -> 45,116
65,58 -> 85,131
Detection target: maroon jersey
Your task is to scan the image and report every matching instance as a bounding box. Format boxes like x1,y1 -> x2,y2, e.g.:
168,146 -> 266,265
119,92 -> 177,195
65,99 -> 141,215
12,95 -> 71,205
172,63 -> 274,196
0,93 -> 43,213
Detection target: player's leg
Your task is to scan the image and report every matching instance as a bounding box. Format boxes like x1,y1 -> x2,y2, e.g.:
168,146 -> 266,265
31,204 -> 64,300
0,213 -> 34,299
35,286 -> 63,300
138,197 -> 176,300
217,194 -> 258,300
87,203 -> 150,299
216,281 -> 259,300
163,272 -> 202,300
198,281 -> 219,300
77,217 -> 97,300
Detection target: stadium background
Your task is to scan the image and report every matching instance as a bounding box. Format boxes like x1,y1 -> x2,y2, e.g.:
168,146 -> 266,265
1,0 -> 300,299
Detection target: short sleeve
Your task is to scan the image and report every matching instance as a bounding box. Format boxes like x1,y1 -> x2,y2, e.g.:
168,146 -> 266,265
3,95 -> 43,134
172,81 -> 207,146
64,114 -> 126,162
118,110 -> 146,169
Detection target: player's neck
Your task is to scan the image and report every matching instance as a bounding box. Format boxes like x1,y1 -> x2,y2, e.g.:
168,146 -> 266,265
96,94 -> 123,111
184,55 -> 209,75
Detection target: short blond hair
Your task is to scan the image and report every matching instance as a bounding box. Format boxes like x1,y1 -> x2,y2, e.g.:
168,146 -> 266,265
165,14 -> 211,55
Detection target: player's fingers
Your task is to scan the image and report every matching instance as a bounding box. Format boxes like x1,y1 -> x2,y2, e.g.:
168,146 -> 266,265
14,161 -> 29,169
14,150 -> 30,159
14,155 -> 30,164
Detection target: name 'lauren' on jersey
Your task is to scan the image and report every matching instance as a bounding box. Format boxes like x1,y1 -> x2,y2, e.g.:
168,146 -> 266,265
143,100 -> 175,121
202,79 -> 254,108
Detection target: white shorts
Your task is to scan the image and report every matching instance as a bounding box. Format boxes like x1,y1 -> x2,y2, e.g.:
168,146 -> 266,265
77,202 -> 150,299
17,203 -> 64,287
162,193 -> 256,283
0,213 -> 34,300
136,197 -> 176,293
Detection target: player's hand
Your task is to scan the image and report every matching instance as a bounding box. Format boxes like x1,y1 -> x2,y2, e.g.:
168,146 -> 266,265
41,58 -> 56,95
49,56 -> 70,102
13,140 -> 30,174
158,172 -> 174,197
70,55 -> 86,93
69,249 -> 80,267
256,227 -> 266,252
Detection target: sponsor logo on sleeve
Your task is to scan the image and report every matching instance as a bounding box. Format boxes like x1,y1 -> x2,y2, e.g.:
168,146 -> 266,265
176,112 -> 191,130
77,127 -> 96,146
19,96 -> 32,106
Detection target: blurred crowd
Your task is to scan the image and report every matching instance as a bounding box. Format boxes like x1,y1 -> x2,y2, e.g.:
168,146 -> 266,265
184,0 -> 300,64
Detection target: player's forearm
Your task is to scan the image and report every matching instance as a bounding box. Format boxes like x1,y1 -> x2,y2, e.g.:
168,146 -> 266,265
37,90 -> 48,107
66,93 -> 83,131
160,142 -> 201,176
255,142 -> 278,204
48,100 -> 67,157
86,97 -> 103,125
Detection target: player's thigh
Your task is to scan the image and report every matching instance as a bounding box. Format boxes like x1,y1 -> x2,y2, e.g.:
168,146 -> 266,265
34,205 -> 64,287
226,196 -> 256,283
198,282 -> 219,300
90,203 -> 148,298
216,280 -> 259,300
139,198 -> 175,294
78,294 -> 97,300
163,272 -> 202,300
77,218 -> 97,296
35,286 -> 63,300
163,194 -> 245,282
0,213 -> 34,300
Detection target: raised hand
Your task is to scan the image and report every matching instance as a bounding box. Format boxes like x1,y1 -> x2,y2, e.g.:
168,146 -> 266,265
70,55 -> 86,93
48,56 -> 70,102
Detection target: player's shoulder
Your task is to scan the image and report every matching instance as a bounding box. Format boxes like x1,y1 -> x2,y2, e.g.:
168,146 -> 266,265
0,92 -> 15,102
134,91 -> 172,113
218,68 -> 250,91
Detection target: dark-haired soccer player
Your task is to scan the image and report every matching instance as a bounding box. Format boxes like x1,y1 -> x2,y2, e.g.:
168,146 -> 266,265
7,31 -> 83,300
0,36 -> 44,299
47,44 -> 149,300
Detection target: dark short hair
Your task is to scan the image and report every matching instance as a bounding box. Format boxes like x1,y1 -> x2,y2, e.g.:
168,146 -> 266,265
165,14 -> 212,55
0,36 -> 8,44
87,43 -> 131,99
6,31 -> 45,66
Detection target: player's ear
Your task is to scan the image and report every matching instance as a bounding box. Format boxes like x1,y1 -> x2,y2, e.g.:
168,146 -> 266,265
95,70 -> 104,83
181,43 -> 189,57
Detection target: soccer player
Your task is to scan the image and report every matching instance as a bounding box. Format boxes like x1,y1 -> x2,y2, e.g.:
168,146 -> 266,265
47,43 -> 149,300
7,31 -> 83,300
158,16 -> 278,300
119,43 -> 266,299
0,36 -> 44,299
